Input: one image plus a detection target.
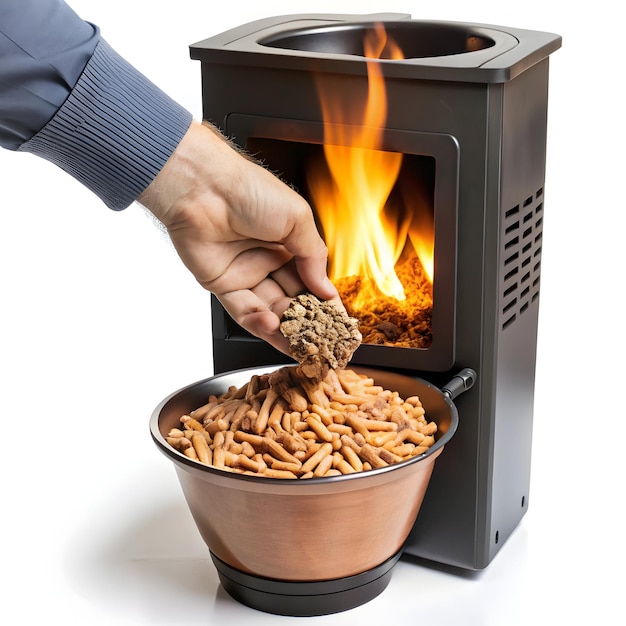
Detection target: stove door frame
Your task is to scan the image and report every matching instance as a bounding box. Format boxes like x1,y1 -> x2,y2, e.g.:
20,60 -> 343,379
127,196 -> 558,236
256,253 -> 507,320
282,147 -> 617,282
213,113 -> 460,373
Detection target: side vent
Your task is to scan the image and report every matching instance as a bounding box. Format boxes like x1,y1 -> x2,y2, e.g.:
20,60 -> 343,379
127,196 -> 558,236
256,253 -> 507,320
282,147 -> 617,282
500,188 -> 543,330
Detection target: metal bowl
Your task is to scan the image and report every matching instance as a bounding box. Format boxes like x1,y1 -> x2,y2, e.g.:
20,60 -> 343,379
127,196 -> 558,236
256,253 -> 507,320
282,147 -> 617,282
150,365 -> 462,615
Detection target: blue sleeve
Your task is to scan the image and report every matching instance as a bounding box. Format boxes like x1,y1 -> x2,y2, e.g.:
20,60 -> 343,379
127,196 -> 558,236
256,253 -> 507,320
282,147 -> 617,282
1,0 -> 193,210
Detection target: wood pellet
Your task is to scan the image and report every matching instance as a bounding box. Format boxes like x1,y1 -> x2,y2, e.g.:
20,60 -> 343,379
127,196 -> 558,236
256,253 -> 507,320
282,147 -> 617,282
165,366 -> 437,479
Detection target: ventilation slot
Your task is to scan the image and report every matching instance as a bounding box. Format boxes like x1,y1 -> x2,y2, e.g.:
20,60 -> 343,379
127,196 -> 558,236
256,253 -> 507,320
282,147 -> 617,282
500,189 -> 544,330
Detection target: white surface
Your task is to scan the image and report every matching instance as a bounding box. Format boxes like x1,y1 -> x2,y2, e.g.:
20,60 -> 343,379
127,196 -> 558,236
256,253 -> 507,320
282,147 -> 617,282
1,1 -> 623,624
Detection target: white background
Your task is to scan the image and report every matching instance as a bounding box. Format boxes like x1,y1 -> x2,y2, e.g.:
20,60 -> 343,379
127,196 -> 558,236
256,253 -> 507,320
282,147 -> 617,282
1,1 -> 623,624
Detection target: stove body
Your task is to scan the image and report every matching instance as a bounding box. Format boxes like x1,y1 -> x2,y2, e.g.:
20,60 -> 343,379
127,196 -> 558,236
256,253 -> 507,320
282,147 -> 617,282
190,14 -> 561,570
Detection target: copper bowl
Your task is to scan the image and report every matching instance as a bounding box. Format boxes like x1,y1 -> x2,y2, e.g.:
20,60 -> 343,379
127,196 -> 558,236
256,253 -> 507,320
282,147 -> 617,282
150,365 -> 472,616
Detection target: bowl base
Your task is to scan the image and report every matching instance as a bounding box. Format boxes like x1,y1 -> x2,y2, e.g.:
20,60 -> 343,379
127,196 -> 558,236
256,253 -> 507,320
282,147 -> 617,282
211,549 -> 403,616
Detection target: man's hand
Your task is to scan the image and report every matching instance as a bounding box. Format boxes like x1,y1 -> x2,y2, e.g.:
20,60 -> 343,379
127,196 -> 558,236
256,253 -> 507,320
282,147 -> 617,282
138,120 -> 340,354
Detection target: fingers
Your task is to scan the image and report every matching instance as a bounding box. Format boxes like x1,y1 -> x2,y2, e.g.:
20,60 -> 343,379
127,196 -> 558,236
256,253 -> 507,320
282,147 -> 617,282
233,160 -> 339,305
197,238 -> 335,311
216,282 -> 292,355
295,256 -> 342,305
202,244 -> 292,295
277,203 -> 341,305
269,260 -> 306,298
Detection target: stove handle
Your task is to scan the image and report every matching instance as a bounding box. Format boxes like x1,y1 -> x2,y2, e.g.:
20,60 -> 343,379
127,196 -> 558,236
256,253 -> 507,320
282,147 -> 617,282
441,368 -> 477,400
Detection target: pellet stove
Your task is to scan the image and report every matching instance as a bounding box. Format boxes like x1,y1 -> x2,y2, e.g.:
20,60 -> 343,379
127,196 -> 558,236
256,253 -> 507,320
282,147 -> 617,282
190,13 -> 561,571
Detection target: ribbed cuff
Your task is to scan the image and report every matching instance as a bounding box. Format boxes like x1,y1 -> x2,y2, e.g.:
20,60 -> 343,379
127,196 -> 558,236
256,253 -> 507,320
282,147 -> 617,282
18,39 -> 193,210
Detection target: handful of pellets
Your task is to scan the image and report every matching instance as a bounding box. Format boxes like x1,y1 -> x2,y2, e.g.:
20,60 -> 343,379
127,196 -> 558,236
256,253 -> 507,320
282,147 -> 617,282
166,365 -> 438,479
279,293 -> 362,380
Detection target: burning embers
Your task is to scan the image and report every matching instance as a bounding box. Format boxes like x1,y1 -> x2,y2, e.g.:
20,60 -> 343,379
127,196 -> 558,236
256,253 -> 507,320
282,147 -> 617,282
306,24 -> 434,348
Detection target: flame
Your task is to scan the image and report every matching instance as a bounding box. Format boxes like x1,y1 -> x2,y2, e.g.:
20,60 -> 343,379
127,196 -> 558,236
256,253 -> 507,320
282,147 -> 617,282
308,24 -> 433,312
412,234 -> 434,284
406,176 -> 435,284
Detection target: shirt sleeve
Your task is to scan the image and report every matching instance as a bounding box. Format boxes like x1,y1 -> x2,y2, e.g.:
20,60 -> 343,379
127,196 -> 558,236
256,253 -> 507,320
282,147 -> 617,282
0,0 -> 100,149
1,0 -> 193,211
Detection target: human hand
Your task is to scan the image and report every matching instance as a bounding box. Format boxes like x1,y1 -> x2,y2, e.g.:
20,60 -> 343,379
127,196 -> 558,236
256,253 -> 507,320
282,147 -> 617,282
138,120 -> 340,354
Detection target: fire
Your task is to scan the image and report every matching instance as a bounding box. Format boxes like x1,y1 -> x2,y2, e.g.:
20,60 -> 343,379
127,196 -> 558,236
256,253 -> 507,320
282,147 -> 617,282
307,23 -> 434,347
